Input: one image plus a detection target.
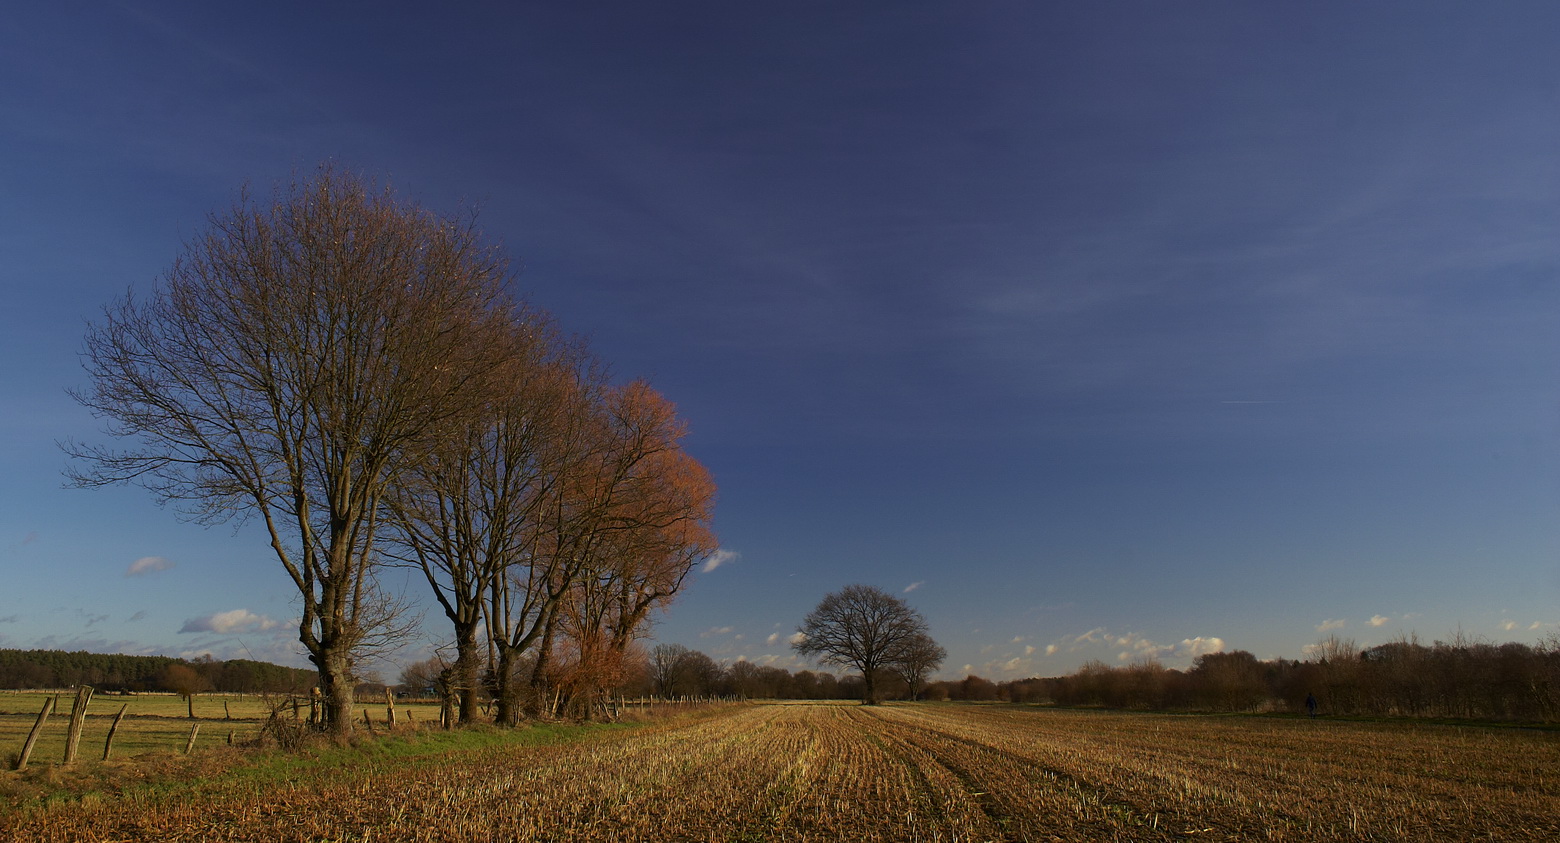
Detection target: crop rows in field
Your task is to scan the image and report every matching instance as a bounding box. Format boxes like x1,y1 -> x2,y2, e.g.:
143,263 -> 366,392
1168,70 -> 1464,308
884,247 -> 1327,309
5,702 -> 1559,841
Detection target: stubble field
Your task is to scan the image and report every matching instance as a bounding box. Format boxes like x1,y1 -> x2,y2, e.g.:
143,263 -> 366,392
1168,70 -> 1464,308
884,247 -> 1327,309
4,701 -> 1558,841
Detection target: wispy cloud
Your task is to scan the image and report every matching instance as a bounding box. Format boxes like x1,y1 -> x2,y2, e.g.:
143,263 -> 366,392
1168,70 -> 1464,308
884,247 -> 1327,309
179,609 -> 281,635
0,615 -> 18,624
702,548 -> 739,573
1316,618 -> 1346,632
128,610 -> 147,623
1368,615 -> 1391,627
1010,627 -> 1226,678
31,635 -> 160,656
904,581 -> 924,593
126,556 -> 175,577
765,632 -> 780,646
699,625 -> 735,639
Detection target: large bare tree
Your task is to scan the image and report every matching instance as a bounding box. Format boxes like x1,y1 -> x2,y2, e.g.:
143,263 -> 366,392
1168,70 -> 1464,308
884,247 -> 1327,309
380,313 -> 588,725
66,165 -> 512,735
793,584 -> 936,705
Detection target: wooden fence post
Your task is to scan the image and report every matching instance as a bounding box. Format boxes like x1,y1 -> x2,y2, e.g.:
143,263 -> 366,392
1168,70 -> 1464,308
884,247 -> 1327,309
385,687 -> 396,729
63,685 -> 95,764
184,723 -> 201,754
14,696 -> 55,771
102,703 -> 130,760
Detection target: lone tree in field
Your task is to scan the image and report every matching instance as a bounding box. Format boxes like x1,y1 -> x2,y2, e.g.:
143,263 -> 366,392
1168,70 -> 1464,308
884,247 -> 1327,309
66,164 -> 513,736
792,584 -> 937,705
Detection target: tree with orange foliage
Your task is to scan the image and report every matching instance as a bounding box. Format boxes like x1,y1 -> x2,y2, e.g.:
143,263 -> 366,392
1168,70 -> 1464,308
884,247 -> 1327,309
524,381 -> 717,719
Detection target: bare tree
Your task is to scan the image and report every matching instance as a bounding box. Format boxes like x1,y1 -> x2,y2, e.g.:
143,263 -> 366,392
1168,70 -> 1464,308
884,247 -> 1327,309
792,584 -> 936,705
648,643 -> 694,697
894,632 -> 946,701
381,313 -> 585,725
66,165 -> 512,735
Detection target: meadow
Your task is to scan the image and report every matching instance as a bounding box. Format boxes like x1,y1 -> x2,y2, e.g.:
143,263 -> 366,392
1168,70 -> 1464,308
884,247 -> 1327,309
0,690 -> 436,763
3,701 -> 1558,841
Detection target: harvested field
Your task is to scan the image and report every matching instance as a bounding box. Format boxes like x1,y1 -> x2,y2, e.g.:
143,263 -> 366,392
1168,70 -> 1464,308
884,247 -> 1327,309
4,702 -> 1557,841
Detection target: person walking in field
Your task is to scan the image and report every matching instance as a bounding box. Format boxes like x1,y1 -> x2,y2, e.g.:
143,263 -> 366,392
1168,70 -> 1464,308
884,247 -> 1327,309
1305,692 -> 1318,718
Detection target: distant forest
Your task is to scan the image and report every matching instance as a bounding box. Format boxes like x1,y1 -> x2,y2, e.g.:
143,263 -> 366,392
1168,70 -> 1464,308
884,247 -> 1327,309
11,633 -> 1559,723
993,635 -> 1560,722
603,635 -> 1560,723
0,649 -> 316,694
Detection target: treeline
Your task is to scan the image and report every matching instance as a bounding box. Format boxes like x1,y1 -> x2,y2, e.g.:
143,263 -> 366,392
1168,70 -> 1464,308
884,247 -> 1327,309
988,635 -> 1560,722
0,649 -> 316,695
71,167 -> 718,733
401,643 -> 882,704
463,633 -> 1560,723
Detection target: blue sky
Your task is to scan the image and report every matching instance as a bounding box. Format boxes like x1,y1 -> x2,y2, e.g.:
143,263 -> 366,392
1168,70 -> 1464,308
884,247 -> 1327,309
2,2 -> 1558,681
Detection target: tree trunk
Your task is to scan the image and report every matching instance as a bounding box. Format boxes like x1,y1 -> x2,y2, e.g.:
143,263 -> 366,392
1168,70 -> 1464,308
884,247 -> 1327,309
494,644 -> 520,726
313,650 -> 355,736
454,624 -> 482,725
527,608 -> 561,719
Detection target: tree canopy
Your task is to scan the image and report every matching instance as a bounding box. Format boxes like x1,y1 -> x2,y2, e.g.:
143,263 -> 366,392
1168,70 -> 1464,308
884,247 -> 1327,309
792,584 -> 940,704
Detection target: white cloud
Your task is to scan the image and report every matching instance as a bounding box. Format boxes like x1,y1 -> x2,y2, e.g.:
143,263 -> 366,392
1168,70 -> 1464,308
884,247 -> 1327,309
702,548 -> 740,573
699,626 -> 735,638
178,608 -> 281,635
1179,636 -> 1224,658
1316,618 -> 1346,632
1050,627 -> 1224,666
1368,615 -> 1391,627
1024,645 -> 1035,656
126,556 -> 175,577
788,631 -> 806,646
1501,620 -> 1518,631
766,632 -> 780,646
904,581 -> 924,593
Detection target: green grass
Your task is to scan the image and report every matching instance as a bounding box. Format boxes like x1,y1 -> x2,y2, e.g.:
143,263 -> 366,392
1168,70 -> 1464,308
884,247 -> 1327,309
0,690 -> 446,765
1,707 -> 647,820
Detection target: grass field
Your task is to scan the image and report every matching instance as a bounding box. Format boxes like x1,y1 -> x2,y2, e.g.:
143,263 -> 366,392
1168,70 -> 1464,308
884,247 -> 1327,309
0,690 -> 440,764
4,701 -> 1559,840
